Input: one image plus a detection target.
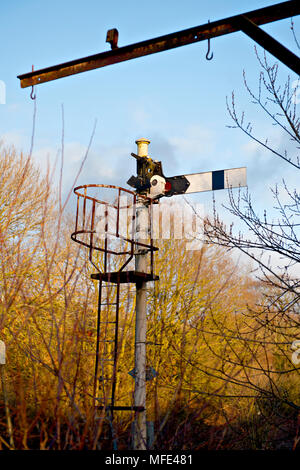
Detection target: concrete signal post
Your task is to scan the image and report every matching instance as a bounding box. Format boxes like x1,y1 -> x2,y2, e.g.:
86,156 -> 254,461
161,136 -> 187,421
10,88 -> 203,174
133,138 -> 151,450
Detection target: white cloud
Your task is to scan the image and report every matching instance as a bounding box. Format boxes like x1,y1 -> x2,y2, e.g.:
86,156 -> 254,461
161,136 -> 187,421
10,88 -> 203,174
0,131 -> 27,149
170,124 -> 215,160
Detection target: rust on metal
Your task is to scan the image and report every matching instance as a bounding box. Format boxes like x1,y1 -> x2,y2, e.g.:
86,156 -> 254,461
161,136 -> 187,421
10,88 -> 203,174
17,1 -> 300,88
106,28 -> 119,50
71,183 -> 158,420
71,184 -> 158,266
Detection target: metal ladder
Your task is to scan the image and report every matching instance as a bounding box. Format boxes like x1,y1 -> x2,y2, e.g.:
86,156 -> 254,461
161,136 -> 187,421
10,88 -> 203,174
93,279 -> 120,443
91,270 -> 158,449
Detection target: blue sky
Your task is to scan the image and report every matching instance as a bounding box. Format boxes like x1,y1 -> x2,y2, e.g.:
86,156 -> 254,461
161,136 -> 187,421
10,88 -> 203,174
0,0 -> 299,229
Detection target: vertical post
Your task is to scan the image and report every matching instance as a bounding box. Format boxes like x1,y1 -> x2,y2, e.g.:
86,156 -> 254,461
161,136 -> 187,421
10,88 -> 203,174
133,138 -> 150,450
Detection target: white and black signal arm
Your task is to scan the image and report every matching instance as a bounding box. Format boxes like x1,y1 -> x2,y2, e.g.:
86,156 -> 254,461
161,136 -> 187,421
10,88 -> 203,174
127,152 -> 247,199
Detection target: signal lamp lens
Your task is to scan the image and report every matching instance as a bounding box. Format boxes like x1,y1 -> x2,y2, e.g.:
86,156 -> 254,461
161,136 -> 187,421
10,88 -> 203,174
165,181 -> 172,192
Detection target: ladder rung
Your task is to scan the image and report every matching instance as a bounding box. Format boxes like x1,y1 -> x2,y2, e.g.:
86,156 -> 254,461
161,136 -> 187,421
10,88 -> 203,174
101,302 -> 118,306
97,405 -> 145,412
92,271 -> 159,283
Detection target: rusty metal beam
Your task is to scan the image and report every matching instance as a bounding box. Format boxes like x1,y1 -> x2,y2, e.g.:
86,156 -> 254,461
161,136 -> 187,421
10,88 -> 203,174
18,0 -> 300,88
238,15 -> 300,75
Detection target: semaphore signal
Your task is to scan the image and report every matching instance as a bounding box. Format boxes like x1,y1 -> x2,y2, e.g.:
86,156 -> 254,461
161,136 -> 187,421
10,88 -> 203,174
16,0 -> 299,450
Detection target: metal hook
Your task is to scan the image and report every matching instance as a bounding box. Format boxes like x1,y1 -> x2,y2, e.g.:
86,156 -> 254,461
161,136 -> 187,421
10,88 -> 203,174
30,65 -> 36,100
30,87 -> 36,100
206,20 -> 213,60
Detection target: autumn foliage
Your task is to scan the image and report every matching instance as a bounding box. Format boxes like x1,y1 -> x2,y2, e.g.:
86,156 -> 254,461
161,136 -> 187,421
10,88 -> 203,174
0,143 -> 299,450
